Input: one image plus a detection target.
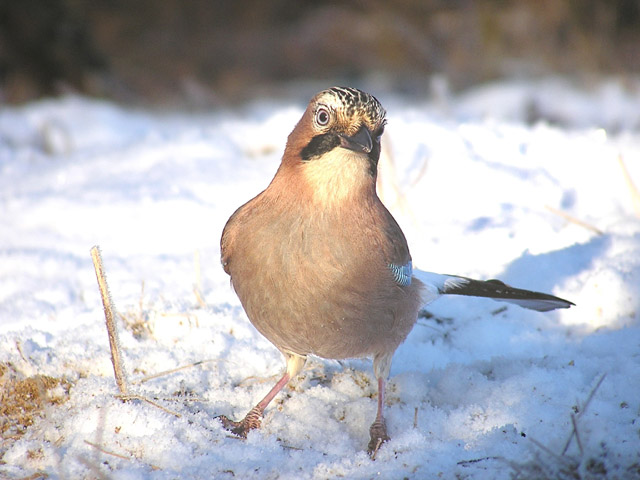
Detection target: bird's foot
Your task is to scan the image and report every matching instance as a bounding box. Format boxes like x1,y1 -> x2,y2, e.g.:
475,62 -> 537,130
367,419 -> 390,457
217,406 -> 263,438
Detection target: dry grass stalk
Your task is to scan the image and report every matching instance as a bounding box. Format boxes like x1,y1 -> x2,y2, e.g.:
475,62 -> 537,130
118,281 -> 154,339
132,359 -> 217,385
193,287 -> 207,308
90,246 -> 128,395
512,373 -> 609,479
570,413 -> 583,456
618,154 -> 640,217
84,440 -> 132,462
89,247 -> 199,424
457,456 -> 502,466
529,437 -> 576,468
545,205 -> 604,235
85,439 -> 161,471
115,394 -> 182,418
76,454 -> 111,480
561,373 -> 606,455
193,250 -> 206,308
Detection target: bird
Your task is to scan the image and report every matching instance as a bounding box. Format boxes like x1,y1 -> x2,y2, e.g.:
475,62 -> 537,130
218,86 -> 573,454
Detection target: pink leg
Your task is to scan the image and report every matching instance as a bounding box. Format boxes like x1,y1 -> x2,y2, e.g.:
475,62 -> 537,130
218,353 -> 305,438
218,372 -> 291,437
367,376 -> 390,454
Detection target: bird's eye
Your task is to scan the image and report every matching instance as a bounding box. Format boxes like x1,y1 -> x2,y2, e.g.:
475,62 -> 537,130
315,107 -> 330,126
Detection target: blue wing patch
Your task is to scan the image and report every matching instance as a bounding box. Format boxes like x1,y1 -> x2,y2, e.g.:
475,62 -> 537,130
388,260 -> 412,286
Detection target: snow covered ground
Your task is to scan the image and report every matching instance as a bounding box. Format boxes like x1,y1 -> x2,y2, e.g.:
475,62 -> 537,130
1,77 -> 639,479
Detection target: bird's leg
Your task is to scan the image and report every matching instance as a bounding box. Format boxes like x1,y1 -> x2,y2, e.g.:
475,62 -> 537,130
367,376 -> 390,455
217,371 -> 291,437
217,352 -> 306,438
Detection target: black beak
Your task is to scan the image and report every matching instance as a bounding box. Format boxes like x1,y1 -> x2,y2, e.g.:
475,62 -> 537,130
339,126 -> 373,154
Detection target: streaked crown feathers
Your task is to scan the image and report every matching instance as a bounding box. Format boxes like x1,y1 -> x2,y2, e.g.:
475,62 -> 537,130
312,87 -> 386,135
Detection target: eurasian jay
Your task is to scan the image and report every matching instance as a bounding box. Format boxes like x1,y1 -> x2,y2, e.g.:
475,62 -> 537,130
219,86 -> 573,454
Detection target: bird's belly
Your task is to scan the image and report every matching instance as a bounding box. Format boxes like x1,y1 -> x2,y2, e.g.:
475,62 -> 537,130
231,258 -> 421,360
248,292 -> 399,359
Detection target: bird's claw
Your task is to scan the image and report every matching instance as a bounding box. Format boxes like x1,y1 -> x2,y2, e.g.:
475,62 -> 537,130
367,419 -> 390,457
216,406 -> 263,438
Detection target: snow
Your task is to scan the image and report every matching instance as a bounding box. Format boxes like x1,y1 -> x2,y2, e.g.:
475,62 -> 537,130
1,77 -> 639,479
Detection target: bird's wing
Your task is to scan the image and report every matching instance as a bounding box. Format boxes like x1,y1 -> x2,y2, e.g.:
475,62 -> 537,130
414,271 -> 574,312
388,261 -> 413,286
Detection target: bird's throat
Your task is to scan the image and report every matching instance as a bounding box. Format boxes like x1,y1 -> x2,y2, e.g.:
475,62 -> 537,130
299,149 -> 376,207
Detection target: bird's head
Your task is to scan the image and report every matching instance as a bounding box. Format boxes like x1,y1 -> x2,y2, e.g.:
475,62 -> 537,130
279,87 -> 387,205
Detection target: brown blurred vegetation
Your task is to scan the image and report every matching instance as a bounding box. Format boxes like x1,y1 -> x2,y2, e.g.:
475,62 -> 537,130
1,0 -> 639,106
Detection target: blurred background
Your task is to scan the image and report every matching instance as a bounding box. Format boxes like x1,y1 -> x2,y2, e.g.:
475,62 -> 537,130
1,0 -> 639,107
